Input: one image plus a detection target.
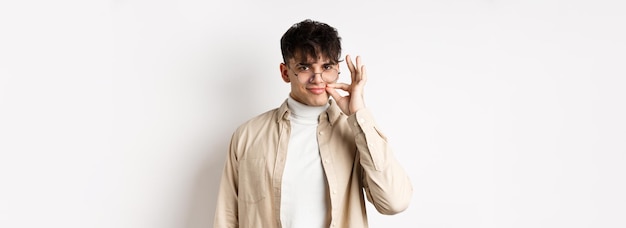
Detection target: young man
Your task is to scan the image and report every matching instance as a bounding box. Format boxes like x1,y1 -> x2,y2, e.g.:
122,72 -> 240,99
213,19 -> 413,228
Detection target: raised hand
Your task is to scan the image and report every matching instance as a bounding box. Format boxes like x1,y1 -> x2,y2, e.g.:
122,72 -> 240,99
326,55 -> 367,115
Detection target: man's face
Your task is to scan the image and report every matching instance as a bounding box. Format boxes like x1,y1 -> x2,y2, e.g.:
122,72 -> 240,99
280,55 -> 339,106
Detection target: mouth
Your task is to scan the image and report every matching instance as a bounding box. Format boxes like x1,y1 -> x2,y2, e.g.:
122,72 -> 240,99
308,87 -> 326,95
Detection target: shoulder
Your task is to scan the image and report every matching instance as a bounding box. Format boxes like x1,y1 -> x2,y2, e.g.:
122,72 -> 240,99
236,99 -> 289,132
228,107 -> 284,159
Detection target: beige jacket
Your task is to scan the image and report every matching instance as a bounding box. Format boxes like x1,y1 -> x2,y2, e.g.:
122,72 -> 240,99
214,99 -> 413,228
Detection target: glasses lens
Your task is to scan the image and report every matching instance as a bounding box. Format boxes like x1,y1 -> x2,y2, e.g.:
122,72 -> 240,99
322,69 -> 339,82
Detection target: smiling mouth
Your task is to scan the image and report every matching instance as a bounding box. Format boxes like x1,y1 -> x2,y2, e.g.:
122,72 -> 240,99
308,87 -> 326,95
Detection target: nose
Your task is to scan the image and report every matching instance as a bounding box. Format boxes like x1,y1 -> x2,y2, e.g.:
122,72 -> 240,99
308,72 -> 324,83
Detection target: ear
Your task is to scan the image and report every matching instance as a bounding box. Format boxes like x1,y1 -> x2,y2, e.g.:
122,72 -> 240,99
280,63 -> 290,83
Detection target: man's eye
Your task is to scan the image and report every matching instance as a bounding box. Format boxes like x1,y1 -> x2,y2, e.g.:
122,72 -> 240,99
297,66 -> 310,71
323,65 -> 334,70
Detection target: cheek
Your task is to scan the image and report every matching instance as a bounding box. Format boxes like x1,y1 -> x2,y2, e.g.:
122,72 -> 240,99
291,80 -> 305,89
290,81 -> 304,92
293,83 -> 311,96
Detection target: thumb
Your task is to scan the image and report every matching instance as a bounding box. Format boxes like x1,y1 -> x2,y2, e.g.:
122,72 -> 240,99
326,86 -> 342,101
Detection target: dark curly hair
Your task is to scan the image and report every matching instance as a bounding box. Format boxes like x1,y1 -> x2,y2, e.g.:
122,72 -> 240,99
280,19 -> 342,64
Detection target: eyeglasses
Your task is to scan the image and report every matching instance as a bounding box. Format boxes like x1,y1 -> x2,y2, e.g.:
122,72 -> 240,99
290,65 -> 340,83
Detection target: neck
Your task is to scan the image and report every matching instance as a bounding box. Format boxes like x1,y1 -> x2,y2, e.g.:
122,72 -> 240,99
287,96 -> 328,120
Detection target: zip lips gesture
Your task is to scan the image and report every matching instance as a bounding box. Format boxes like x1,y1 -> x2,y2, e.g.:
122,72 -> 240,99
326,55 -> 367,116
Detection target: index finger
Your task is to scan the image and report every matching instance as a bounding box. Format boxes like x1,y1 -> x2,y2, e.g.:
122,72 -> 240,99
345,54 -> 356,82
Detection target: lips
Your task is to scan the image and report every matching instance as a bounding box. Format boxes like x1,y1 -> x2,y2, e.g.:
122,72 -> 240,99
308,87 -> 326,95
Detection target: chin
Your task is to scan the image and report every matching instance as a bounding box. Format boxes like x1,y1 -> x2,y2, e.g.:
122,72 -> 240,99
293,92 -> 329,106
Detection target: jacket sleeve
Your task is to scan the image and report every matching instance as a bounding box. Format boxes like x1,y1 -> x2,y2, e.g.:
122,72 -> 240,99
213,132 -> 240,228
348,109 -> 413,215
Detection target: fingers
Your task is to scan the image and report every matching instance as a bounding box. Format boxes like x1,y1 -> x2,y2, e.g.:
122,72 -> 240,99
325,85 -> 342,102
327,83 -> 350,91
360,65 -> 367,84
346,55 -> 356,82
345,55 -> 365,82
355,56 -> 362,82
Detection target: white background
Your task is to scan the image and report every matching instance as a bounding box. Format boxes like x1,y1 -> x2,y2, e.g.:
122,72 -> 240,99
1,0 -> 625,227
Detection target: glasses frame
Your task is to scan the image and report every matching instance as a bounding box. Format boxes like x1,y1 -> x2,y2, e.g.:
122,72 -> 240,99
289,65 -> 341,83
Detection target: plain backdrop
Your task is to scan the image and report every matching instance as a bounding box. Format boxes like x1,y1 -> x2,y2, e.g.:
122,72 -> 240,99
1,0 -> 625,227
